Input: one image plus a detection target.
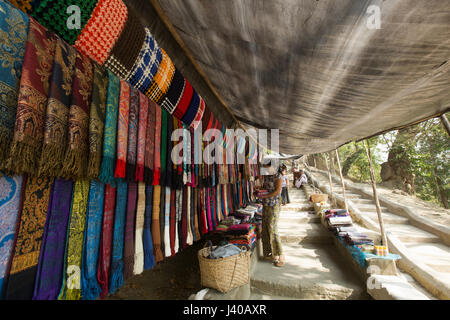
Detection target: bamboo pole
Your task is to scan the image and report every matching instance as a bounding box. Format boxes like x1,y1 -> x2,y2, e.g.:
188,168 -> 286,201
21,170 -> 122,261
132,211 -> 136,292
303,156 -> 317,193
440,114 -> 450,136
325,153 -> 337,207
334,149 -> 348,212
363,140 -> 389,251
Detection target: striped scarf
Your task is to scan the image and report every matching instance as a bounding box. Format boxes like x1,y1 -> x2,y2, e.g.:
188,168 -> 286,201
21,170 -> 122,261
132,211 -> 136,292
152,104 -> 162,185
144,100 -> 156,184
133,182 -> 146,275
114,79 -> 130,179
173,77 -> 193,120
126,87 -> 139,181
145,48 -> 175,104
151,185 -> 163,263
136,93 -> 149,182
182,91 -> 200,128
143,185 -> 155,270
123,181 -> 137,280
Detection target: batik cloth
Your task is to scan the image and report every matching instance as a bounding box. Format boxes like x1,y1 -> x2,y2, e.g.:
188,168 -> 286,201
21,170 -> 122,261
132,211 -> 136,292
32,178 -> 72,300
38,38 -> 76,176
74,0 -> 128,65
160,69 -> 185,115
59,179 -> 90,300
123,181 -> 137,280
173,78 -> 193,120
80,180 -> 104,300
5,175 -> 53,300
127,28 -> 162,93
0,2 -> 29,167
0,173 -> 24,297
8,0 -> 33,13
164,187 -> 171,258
114,79 -> 130,179
60,51 -> 93,179
133,182 -> 146,275
109,180 -> 127,295
143,185 -> 155,270
144,100 -> 156,184
151,185 -> 163,263
136,92 -> 149,182
7,18 -> 56,175
99,70 -> 120,185
152,104 -> 162,185
126,87 -> 139,181
145,48 -> 175,104
87,63 -> 108,179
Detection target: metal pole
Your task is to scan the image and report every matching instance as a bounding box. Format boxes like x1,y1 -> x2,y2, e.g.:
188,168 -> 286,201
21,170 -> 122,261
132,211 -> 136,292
363,140 -> 389,251
440,114 -> 450,136
335,149 -> 348,212
325,153 -> 336,207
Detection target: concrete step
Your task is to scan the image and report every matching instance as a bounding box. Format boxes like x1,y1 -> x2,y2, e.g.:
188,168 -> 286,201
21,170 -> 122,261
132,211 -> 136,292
356,204 -> 389,213
385,224 -> 441,243
361,211 -> 410,224
278,222 -> 333,244
350,198 -> 375,205
405,243 -> 450,275
280,211 -> 320,224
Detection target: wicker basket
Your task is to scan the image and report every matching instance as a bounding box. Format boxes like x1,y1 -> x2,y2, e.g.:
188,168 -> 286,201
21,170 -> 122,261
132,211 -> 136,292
198,246 -> 251,293
310,193 -> 328,203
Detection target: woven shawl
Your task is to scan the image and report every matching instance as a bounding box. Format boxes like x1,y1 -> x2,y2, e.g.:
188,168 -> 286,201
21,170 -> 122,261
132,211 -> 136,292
60,179 -> 90,300
104,3 -> 146,80
8,0 -> 33,13
32,178 -> 72,300
136,92 -> 149,182
60,52 -> 93,179
146,48 -> 175,104
7,18 -> 56,175
74,0 -> 128,65
38,38 -> 76,176
133,182 -> 146,275
114,79 -> 130,179
144,100 -> 156,184
152,105 -> 162,185
80,180 -> 104,300
123,181 -> 137,280
128,28 -> 162,93
160,108 -> 168,186
164,186 -> 171,258
160,69 -> 185,115
151,185 -> 163,263
0,173 -> 24,298
0,2 -> 28,168
143,185 -> 155,270
181,91 -> 200,128
126,87 -> 139,181
87,63 -> 108,179
99,71 -> 120,185
109,180 -> 127,295
5,175 -> 53,300
169,189 -> 176,256
173,77 -> 193,120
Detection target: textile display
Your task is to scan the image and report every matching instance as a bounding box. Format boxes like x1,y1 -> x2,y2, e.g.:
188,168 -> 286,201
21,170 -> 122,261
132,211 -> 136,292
126,87 -> 139,181
152,104 -> 161,185
144,100 -> 156,184
114,79 -> 130,179
136,92 -> 149,182
143,184 -> 155,270
0,1 -> 29,167
173,77 -> 193,120
146,48 -> 175,104
160,68 -> 185,115
123,181 -> 137,280
151,185 -> 163,263
133,182 -> 146,275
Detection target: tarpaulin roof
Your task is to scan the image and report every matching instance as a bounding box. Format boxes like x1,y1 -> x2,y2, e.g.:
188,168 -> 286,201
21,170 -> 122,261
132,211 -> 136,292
138,0 -> 450,154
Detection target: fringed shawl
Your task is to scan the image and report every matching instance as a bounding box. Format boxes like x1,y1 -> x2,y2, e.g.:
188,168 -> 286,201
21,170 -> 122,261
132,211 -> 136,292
114,79 -> 130,179
151,185 -> 163,263
152,104 -> 162,185
123,181 -> 137,280
146,48 -> 175,104
136,93 -> 149,182
143,185 -> 155,270
133,182 -> 146,275
144,100 -> 156,184
126,87 -> 139,181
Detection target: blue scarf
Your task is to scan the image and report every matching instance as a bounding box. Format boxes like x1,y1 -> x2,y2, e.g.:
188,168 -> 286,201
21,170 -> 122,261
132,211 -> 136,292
143,185 -> 155,270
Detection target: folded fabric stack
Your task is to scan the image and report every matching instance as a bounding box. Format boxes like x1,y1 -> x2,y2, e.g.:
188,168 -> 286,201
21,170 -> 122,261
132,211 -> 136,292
226,224 -> 256,250
324,209 -> 353,231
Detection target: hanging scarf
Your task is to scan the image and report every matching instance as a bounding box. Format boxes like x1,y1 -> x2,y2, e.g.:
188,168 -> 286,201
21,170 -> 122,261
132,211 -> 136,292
126,87 -> 139,181
109,180 -> 127,295
60,52 -> 93,179
181,186 -> 188,250
59,179 -> 90,300
144,100 -> 156,184
169,189 -> 176,256
160,108 -> 168,186
99,71 -> 120,185
151,185 -> 163,263
0,2 -> 28,167
173,77 -> 193,120
146,48 -> 175,104
176,188 -> 183,252
143,185 -> 155,270
114,79 -> 130,179
133,182 -> 146,275
185,186 -> 193,246
164,186 -> 171,258
32,178 -> 72,300
165,113 -> 173,188
7,0 -> 33,13
190,187 -> 196,242
5,175 -> 53,300
191,96 -> 205,129
87,63 -> 108,179
159,183 -> 165,255
136,92 -> 149,182
152,104 -> 162,185
80,180 -> 104,300
160,69 -> 185,115
97,184 -> 116,299
0,173 -> 24,298
206,188 -> 213,232
123,181 -> 137,280
7,18 -> 56,175
74,0 -> 128,65
181,91 -> 200,128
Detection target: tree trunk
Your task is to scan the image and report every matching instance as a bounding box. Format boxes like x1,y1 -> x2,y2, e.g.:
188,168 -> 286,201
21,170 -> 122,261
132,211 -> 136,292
434,168 -> 449,209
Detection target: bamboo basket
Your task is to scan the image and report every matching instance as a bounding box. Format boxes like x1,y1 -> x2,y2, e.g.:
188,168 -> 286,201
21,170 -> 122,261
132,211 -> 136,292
198,246 -> 251,293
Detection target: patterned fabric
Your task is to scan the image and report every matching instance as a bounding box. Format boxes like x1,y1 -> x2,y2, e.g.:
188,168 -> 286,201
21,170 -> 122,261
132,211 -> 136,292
181,91 -> 200,127
60,179 -> 90,300
151,185 -> 163,263
191,96 -> 205,129
32,178 -> 73,300
87,63 -> 108,179
38,38 -> 76,176
5,175 -> 53,300
262,204 -> 282,257
114,79 -> 130,179
144,100 -> 156,184
7,18 -> 56,175
173,78 -> 193,120
80,180 -> 104,300
143,184 -> 155,270
74,0 -> 128,65
126,87 -> 139,181
136,92 -> 149,182
123,181 -> 137,280
145,48 -> 175,104
127,28 -> 162,93
152,104 -> 162,185
133,182 -> 145,275
262,173 -> 282,207
8,0 -> 33,13
99,71 -> 120,185
160,69 -> 185,115
60,51 -> 93,179
0,173 -> 24,297
0,2 -> 28,167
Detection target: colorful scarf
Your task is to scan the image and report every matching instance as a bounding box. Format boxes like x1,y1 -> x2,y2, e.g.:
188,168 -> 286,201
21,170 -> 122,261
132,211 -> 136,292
74,0 -> 128,65
109,180 -> 127,295
0,173 -> 24,297
152,104 -> 162,185
176,188 -> 183,253
185,186 -> 193,246
87,63 -> 108,179
7,18 -> 56,175
143,185 -> 155,270
5,175 -> 53,300
160,108 -> 168,186
165,113 -> 173,188
182,91 -> 200,128
126,87 -> 139,181
123,181 -> 137,280
136,92 -> 149,182
173,77 -> 193,120
38,38 -> 76,176
99,71 -> 120,185
169,189 -> 176,256
80,180 -> 105,300
164,186 -> 171,258
151,185 -> 163,263
159,182 -> 165,255
133,182 -> 146,275
0,2 -> 29,167
190,187 -> 196,242
160,69 -> 185,115
191,95 -> 205,129
114,79 -> 130,179
144,100 -> 156,184
146,48 -> 175,104
98,184 -> 116,299
60,51 -> 93,179
7,0 -> 33,13
32,178 -> 72,300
